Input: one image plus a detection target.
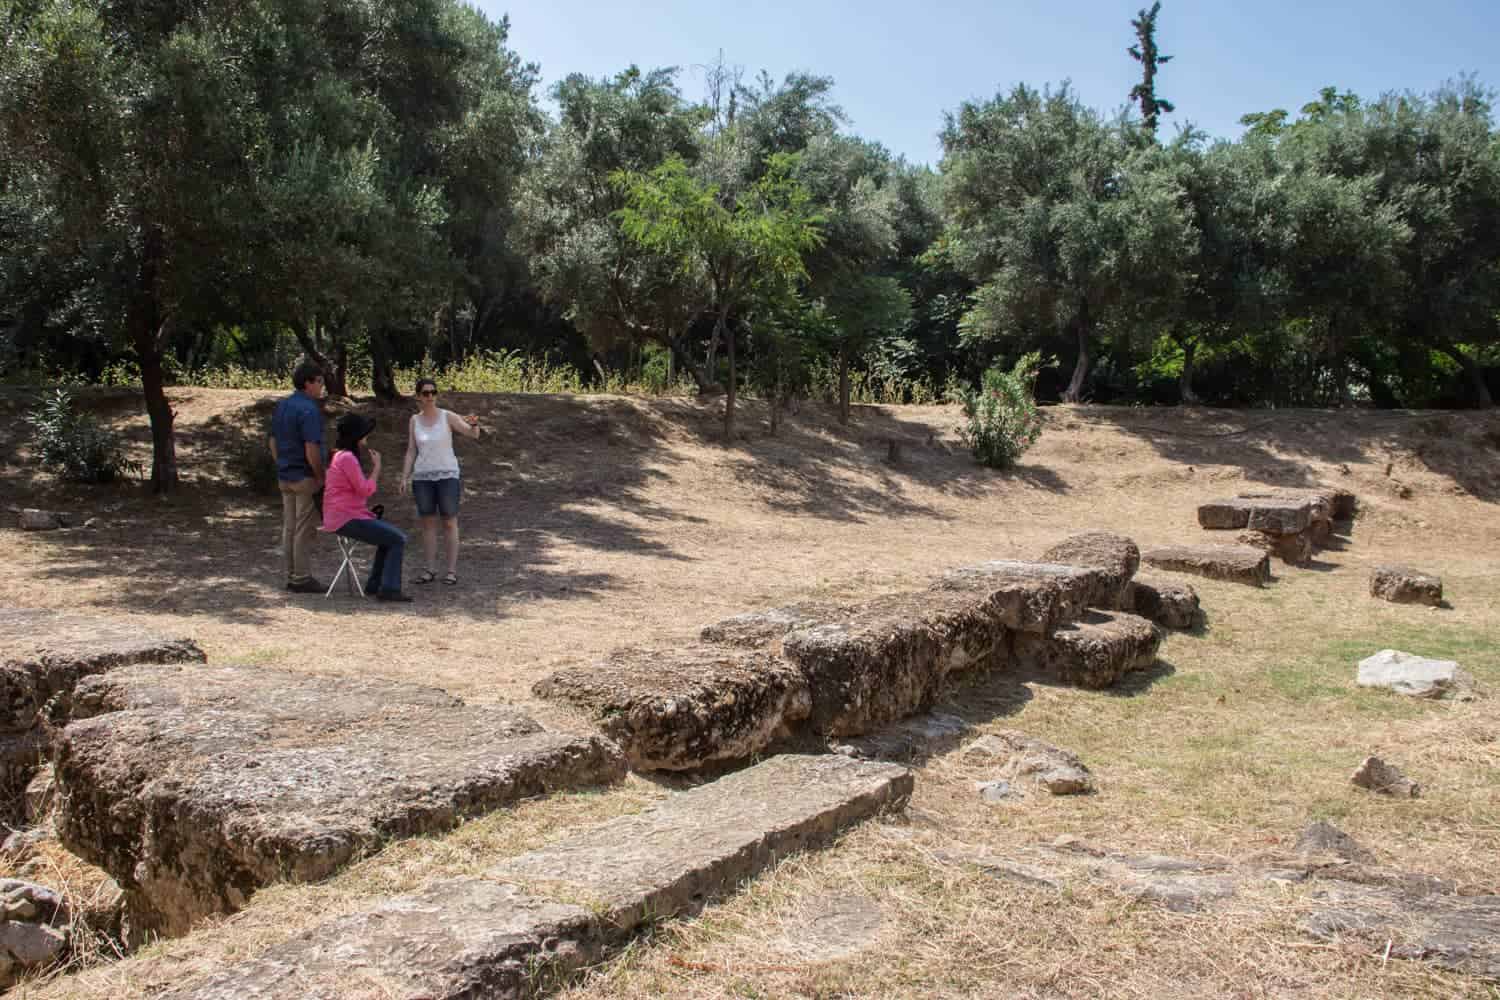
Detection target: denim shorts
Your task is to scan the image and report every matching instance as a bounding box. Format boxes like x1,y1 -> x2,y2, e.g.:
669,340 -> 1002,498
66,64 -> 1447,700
412,477 -> 461,517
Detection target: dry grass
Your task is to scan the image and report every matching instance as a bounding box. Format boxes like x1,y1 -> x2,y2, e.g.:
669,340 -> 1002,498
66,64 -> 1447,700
2,388 -> 1499,998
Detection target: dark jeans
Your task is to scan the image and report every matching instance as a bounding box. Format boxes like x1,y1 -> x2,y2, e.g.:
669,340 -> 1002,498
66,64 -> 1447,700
336,517 -> 407,594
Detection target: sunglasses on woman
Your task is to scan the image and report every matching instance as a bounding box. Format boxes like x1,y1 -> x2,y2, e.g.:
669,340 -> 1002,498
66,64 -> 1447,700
418,389 -> 437,397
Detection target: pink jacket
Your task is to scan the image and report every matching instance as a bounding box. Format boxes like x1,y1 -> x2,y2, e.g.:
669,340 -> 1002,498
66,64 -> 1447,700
321,450 -> 376,532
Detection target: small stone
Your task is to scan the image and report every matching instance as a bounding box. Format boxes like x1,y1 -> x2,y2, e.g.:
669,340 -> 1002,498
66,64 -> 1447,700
1295,821 -> 1375,864
19,509 -> 68,531
1369,566 -> 1443,607
1351,756 -> 1420,798
83,517 -> 102,529
965,730 -> 1095,795
1356,650 -> 1474,700
4,898 -> 38,921
0,880 -> 66,923
829,713 -> 971,761
976,779 -> 1019,803
0,828 -> 49,862
0,919 -> 67,966
24,766 -> 55,823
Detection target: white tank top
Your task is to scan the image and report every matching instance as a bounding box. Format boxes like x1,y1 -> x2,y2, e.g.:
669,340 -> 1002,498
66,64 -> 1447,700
411,410 -> 460,481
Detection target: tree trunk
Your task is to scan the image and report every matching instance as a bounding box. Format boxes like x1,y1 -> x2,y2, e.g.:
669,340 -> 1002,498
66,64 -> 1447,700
705,321 -> 720,382
1062,301 -> 1091,404
1437,342 -> 1495,409
290,319 -> 348,398
838,344 -> 851,425
769,352 -> 782,435
666,332 -> 719,394
129,225 -> 177,493
720,309 -> 735,441
1178,335 -> 1200,405
369,328 -> 400,402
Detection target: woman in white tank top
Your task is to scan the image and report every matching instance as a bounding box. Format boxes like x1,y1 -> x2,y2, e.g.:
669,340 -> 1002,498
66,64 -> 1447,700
400,378 -> 481,585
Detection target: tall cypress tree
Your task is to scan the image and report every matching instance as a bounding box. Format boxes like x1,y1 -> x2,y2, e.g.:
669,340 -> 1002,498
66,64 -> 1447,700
1128,2 -> 1175,137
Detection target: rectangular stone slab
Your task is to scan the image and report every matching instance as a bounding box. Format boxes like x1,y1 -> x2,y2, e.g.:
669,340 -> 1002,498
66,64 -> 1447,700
490,753 -> 913,930
1142,544 -> 1271,587
0,608 -> 204,801
166,754 -> 912,1000
532,644 -> 811,771
55,663 -> 625,939
781,589 -> 1008,737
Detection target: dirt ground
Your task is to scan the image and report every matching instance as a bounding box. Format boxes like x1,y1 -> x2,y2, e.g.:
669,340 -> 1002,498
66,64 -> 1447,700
3,386 -> 1499,998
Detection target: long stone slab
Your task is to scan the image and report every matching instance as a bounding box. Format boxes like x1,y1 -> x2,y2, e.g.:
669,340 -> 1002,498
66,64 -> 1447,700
167,754 -> 913,1000
0,608 -> 204,801
1142,544 -> 1271,587
55,663 -> 625,938
933,560 -> 1103,632
532,645 -> 811,771
698,602 -> 847,649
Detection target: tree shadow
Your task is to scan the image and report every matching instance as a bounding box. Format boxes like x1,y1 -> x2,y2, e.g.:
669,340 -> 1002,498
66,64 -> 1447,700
4,391 -> 710,626
646,396 -> 1062,524
1078,405 -> 1500,502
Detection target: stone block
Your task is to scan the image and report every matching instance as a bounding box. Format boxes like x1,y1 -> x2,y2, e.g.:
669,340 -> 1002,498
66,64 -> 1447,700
1356,649 -> 1473,699
55,663 -> 625,938
1369,566 -> 1443,607
781,589 -> 1008,737
1141,544 -> 1271,587
1129,576 -> 1200,629
1012,611 -> 1162,689
1038,532 -> 1140,610
533,645 -> 810,771
1236,528 -> 1314,566
1198,498 -> 1312,535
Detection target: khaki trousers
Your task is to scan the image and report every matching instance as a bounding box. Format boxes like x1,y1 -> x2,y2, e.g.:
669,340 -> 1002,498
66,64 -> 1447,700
279,478 -> 320,582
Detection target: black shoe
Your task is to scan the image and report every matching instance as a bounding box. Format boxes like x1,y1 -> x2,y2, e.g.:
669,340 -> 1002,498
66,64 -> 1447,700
286,578 -> 324,594
377,591 -> 414,603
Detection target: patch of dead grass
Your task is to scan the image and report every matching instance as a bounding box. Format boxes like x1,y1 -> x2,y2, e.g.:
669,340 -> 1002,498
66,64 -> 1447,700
5,393 -> 1500,997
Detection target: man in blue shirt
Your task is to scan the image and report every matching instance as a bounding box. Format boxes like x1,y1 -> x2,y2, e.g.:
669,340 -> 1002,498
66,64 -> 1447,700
269,360 -> 327,592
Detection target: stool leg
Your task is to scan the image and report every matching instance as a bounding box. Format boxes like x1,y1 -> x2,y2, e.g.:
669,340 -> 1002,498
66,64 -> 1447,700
325,549 -> 345,597
347,541 -> 365,597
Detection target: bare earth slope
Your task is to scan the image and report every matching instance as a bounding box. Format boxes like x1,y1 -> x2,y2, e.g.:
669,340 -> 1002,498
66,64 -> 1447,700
2,388 -> 1498,998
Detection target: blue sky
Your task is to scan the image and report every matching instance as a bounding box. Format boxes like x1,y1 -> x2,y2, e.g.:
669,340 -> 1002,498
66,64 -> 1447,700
477,0 -> 1500,165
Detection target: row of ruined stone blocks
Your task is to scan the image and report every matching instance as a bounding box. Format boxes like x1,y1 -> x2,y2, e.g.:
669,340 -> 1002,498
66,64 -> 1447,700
1197,487 -> 1357,565
534,533 -> 1196,772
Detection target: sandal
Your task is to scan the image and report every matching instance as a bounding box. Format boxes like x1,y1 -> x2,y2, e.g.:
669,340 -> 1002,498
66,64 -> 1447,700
441,572 -> 459,586
413,570 -> 438,585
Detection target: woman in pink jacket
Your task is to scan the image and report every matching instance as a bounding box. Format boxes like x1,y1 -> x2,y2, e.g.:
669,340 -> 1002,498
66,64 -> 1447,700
322,413 -> 412,602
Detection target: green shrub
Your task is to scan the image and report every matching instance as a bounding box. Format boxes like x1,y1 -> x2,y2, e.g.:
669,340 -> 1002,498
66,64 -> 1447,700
959,353 -> 1045,468
26,388 -> 140,483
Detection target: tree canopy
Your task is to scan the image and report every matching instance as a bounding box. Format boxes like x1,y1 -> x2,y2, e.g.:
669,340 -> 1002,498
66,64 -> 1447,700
3,0 -> 1499,489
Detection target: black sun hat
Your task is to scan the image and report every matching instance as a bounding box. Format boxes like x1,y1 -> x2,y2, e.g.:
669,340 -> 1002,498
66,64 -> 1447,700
334,412 -> 377,451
